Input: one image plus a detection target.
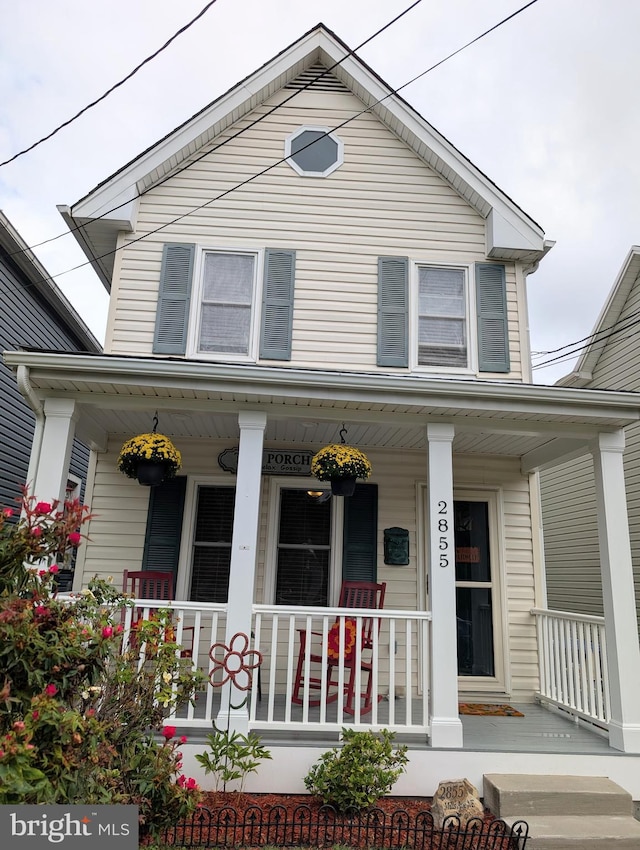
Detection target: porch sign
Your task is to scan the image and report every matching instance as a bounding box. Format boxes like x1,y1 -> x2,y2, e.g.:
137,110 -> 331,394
218,447 -> 312,476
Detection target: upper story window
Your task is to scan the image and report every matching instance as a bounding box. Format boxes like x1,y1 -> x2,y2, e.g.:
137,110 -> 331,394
285,126 -> 344,177
418,266 -> 467,369
153,243 -> 295,362
377,257 -> 510,375
195,251 -> 257,357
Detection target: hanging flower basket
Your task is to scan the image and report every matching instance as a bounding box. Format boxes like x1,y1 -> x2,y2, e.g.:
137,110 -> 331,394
117,433 -> 182,486
311,444 -> 371,496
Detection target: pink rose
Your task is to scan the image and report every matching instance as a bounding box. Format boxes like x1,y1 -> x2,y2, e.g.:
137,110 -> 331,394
38,569 -> 47,577
180,735 -> 187,744
48,564 -> 59,574
2,508 -> 13,518
101,626 -> 113,639
12,721 -> 25,732
176,775 -> 186,787
162,726 -> 177,740
186,777 -> 198,790
31,527 -> 43,538
45,684 -> 57,696
67,532 -> 82,546
35,502 -> 52,515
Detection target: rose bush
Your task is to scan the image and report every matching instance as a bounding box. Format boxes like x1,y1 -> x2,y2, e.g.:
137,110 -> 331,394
0,493 -> 204,840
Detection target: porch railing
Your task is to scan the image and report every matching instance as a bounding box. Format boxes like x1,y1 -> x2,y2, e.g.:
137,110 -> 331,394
531,608 -> 610,731
121,600 -> 431,735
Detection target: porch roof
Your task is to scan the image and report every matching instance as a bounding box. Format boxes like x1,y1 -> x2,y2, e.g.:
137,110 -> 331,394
5,349 -> 640,468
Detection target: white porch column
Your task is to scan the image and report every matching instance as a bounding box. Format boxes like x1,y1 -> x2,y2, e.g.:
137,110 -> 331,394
216,411 -> 266,734
426,423 -> 463,747
591,430 -> 640,752
31,398 -> 78,505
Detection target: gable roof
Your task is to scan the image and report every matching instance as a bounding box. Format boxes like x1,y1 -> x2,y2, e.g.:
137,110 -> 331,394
557,246 -> 640,388
0,211 -> 101,352
60,23 -> 549,291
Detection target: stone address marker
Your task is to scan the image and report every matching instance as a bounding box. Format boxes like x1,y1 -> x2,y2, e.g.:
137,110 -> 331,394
431,778 -> 484,830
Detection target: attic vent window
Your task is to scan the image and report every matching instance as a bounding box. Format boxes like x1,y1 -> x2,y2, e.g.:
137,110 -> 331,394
285,126 -> 343,177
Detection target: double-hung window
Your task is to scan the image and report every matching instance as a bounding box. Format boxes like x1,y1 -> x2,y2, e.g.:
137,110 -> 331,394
417,266 -> 468,368
196,251 -> 257,357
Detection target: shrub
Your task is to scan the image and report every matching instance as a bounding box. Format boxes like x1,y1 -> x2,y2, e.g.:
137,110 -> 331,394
304,728 -> 408,811
0,492 -> 204,840
195,729 -> 272,793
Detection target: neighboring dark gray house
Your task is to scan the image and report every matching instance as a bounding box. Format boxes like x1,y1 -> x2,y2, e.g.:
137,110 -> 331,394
0,211 -> 101,513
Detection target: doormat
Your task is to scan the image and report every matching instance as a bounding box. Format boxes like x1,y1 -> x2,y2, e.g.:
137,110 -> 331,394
459,703 -> 524,716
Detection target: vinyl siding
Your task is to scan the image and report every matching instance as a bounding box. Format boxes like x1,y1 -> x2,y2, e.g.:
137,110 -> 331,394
84,440 -> 536,701
0,250 -> 92,508
540,277 -> 640,630
108,87 -> 524,380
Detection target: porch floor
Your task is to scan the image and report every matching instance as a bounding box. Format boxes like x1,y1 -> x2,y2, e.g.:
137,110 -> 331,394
178,695 -> 618,755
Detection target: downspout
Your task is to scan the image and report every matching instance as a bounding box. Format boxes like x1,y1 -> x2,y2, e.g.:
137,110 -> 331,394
16,364 -> 44,491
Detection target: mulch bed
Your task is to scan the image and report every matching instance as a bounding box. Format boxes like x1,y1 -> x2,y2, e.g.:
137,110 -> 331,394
161,792 -> 521,849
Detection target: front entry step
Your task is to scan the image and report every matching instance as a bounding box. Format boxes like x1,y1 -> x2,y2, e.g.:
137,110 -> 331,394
483,774 -> 640,850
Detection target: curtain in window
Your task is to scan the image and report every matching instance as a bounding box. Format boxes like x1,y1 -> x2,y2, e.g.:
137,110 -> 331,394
199,253 -> 254,354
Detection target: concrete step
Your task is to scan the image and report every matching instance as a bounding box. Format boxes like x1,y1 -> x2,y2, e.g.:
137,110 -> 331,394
483,773 -> 633,817
505,814 -> 640,850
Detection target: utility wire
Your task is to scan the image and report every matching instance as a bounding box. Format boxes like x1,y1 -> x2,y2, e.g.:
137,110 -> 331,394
0,0 -> 221,168
4,0 -> 540,293
531,305 -> 640,358
13,0 -> 423,258
532,310 -> 640,370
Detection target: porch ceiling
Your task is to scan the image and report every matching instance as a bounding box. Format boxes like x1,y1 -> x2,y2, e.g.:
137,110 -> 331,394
6,351 -> 640,461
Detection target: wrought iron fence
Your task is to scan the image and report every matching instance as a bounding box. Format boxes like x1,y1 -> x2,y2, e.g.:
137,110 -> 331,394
163,804 -> 529,848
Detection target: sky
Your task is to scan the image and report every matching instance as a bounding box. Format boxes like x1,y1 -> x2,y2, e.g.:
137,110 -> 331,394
1,0 -> 638,384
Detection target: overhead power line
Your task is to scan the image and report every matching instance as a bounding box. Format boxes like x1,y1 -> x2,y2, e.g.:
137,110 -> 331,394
3,0 -> 540,296
0,0 -> 221,168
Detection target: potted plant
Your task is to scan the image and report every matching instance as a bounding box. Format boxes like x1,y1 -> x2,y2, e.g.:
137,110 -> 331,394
311,444 -> 372,496
117,432 -> 182,486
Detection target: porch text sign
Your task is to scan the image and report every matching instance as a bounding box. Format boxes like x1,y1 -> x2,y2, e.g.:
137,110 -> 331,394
218,447 -> 313,476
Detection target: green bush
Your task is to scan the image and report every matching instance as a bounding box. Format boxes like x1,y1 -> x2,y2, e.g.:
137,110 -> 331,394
304,728 -> 408,811
196,729 -> 272,793
0,492 -> 205,840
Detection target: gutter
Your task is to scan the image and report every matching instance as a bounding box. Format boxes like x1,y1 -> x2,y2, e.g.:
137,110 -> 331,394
16,365 -> 44,490
4,350 -> 640,418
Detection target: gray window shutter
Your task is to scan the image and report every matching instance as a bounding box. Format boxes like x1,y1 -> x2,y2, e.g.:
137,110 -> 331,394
476,263 -> 510,373
142,476 -> 187,584
342,484 -> 378,582
378,256 -> 408,367
260,249 -> 295,360
153,243 -> 195,355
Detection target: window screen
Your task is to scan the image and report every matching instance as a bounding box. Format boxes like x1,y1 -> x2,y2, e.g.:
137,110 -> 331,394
189,486 -> 235,603
418,267 -> 467,367
275,489 -> 331,606
199,253 -> 255,354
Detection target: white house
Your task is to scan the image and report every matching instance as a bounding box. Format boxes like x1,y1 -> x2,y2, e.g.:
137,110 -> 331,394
5,25 -> 640,799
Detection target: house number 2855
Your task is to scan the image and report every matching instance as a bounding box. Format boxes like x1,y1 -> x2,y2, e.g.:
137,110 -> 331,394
437,500 -> 449,568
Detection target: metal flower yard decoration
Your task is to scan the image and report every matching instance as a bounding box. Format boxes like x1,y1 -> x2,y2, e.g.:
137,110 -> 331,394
209,632 -> 262,692
117,413 -> 182,486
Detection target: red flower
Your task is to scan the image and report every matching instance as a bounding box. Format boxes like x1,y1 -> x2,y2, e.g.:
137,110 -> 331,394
186,777 -> 198,790
44,684 -> 57,696
209,632 -> 262,691
12,721 -> 25,732
48,564 -> 59,574
2,508 -> 13,518
176,775 -> 186,787
38,569 -> 47,577
35,502 -> 52,515
31,527 -> 43,538
34,605 -> 47,616
326,618 -> 358,662
67,532 -> 82,546
162,725 -> 177,740
32,711 -> 39,721
179,735 -> 188,744
101,626 -> 113,639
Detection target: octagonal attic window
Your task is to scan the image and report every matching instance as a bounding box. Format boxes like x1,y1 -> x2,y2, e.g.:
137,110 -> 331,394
285,126 -> 343,177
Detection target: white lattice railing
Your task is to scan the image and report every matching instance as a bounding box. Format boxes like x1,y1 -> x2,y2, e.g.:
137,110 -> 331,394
532,608 -> 611,730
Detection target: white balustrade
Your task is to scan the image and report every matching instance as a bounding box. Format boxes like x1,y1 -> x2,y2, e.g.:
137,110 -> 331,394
532,608 -> 611,731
